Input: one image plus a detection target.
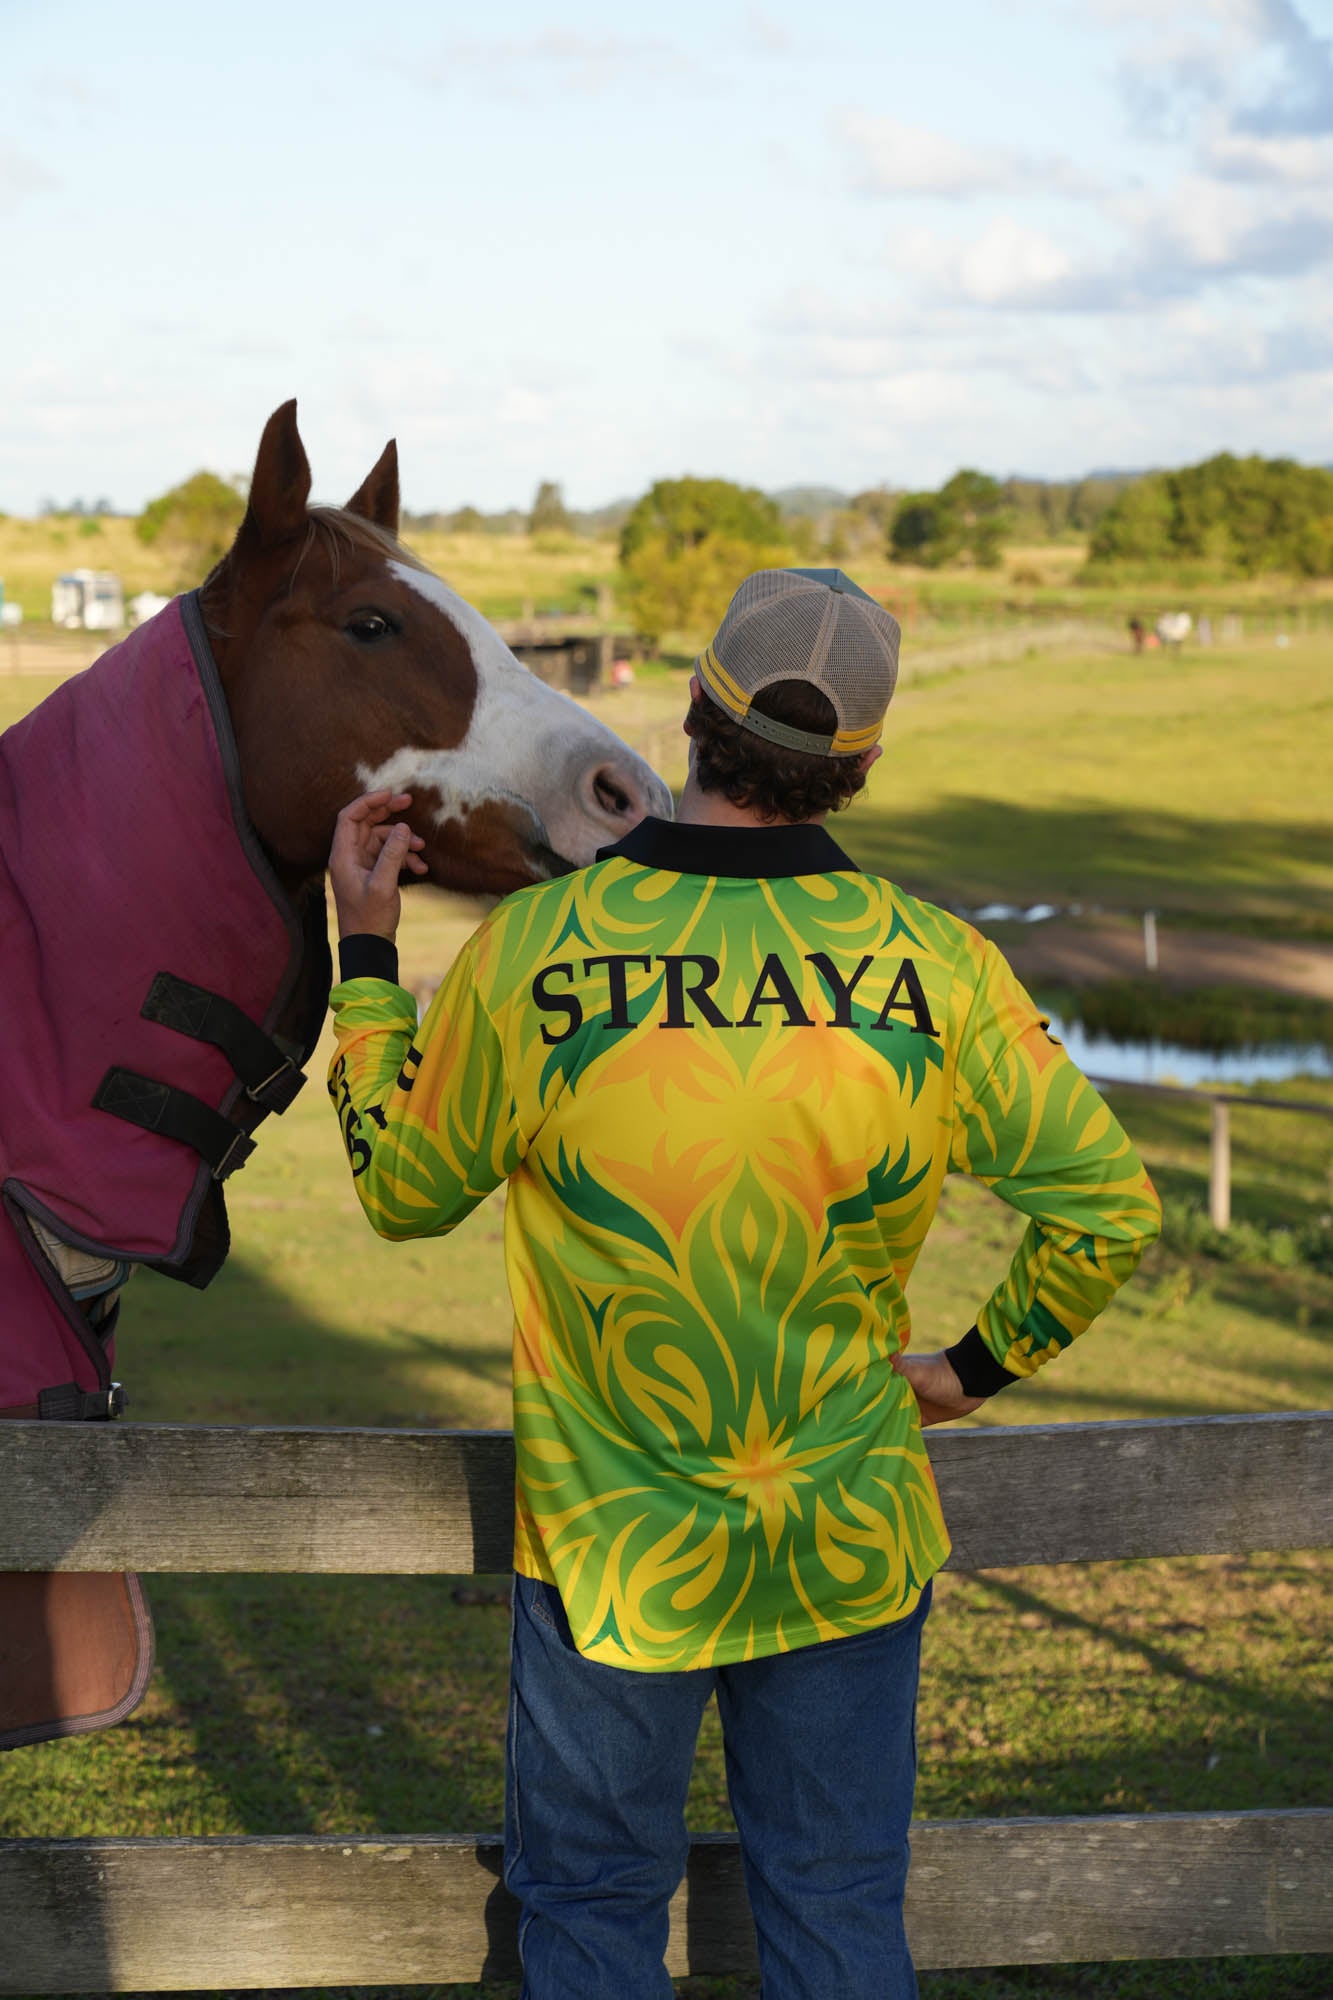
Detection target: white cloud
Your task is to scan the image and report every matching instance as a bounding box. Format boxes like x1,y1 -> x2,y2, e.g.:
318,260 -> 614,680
1115,306 -> 1333,389
413,29 -> 696,95
885,170 -> 1333,314
940,217 -> 1079,305
745,9 -> 793,54
1204,129 -> 1333,182
1111,0 -> 1333,141
833,110 -> 1096,200
0,142 -> 59,214
1232,0 -> 1333,136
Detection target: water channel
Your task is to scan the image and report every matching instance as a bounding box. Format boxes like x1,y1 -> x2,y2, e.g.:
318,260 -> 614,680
1043,1013 -> 1332,1089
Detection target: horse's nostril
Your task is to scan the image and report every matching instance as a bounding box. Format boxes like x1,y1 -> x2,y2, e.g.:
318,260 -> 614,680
593,770 -> 632,818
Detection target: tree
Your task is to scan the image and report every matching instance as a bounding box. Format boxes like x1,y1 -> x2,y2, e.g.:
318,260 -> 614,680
888,493 -> 954,567
529,481 -> 572,535
618,477 -> 790,645
1084,476 -> 1175,568
888,470 -> 1009,569
848,488 -> 898,532
1085,454 -> 1333,577
135,471 -> 245,589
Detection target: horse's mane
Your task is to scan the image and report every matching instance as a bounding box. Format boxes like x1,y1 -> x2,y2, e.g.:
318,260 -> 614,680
300,506 -> 429,584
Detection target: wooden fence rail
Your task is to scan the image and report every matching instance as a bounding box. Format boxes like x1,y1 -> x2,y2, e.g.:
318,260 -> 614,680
1,1814 -> 1327,1991
1,1411 -> 1329,1991
0,1410 -> 1327,1575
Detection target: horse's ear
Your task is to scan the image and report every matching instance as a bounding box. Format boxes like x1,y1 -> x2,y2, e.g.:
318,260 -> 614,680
346,440 -> 399,536
243,400 -> 312,546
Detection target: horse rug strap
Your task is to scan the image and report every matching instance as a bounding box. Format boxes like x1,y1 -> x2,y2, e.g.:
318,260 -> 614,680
140,971 -> 306,1114
94,1068 -> 257,1182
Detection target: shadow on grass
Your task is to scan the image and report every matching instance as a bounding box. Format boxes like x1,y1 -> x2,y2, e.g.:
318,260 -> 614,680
125,1257 -> 519,1837
965,1569 -> 1306,1728
845,794 -> 1333,922
129,1247 -> 513,1428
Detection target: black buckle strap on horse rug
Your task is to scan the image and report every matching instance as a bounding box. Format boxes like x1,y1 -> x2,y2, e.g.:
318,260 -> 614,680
93,1069 -> 256,1182
37,1381 -> 127,1421
141,972 -> 307,1113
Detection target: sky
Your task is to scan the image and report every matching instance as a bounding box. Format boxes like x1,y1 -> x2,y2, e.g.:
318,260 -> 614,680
4,0 -> 1333,514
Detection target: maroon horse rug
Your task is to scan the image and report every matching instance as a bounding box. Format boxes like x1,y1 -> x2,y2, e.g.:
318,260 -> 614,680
0,399 -> 668,1752
0,593 -> 330,1746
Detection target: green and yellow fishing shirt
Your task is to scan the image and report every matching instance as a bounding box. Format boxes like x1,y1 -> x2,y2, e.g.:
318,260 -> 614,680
329,817 -> 1160,1672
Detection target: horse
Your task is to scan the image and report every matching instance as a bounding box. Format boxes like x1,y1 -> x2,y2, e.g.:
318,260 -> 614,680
203,402 -> 668,896
0,400 -> 671,1749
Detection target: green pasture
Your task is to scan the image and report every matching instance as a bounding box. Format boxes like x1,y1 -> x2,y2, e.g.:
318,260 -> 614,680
1,632 -> 1330,1997
611,631 -> 1333,933
851,633 -> 1331,929
19,621 -> 1333,935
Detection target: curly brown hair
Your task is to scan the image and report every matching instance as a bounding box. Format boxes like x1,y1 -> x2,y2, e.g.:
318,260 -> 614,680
685,678 -> 870,823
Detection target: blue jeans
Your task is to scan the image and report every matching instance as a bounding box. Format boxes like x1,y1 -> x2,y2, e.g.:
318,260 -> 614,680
504,1572 -> 931,2000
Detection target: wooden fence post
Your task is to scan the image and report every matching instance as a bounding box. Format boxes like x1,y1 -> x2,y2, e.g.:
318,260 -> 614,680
1142,909 -> 1158,972
1210,1099 -> 1231,1232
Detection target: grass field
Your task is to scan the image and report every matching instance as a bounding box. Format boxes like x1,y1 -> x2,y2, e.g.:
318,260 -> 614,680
0,620 -> 1329,1997
498,630 -> 1333,932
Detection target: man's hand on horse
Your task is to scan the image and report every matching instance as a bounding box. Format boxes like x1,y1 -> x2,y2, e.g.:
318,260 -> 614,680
891,1349 -> 987,1428
329,790 -> 427,941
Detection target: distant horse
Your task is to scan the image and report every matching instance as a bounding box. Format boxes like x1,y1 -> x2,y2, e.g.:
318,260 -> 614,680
1155,611 -> 1192,648
0,401 -> 670,1748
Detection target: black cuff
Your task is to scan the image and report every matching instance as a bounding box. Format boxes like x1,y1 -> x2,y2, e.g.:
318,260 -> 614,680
338,934 -> 400,985
945,1326 -> 1017,1398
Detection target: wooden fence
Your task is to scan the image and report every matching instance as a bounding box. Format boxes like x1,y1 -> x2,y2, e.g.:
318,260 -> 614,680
1,1410 -> 1329,1991
1089,1076 -> 1333,1232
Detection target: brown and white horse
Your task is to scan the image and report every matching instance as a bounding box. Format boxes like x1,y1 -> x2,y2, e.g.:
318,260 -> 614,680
202,399 -> 669,893
0,402 -> 668,1751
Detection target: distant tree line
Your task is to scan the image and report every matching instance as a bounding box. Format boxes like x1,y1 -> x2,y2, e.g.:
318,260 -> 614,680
1084,454 -> 1333,577
122,447 -> 1333,636
402,481 -> 635,539
39,496 -> 118,518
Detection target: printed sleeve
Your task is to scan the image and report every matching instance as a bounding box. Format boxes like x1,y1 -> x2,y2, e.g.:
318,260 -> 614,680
950,941 -> 1162,1379
326,941 -> 523,1241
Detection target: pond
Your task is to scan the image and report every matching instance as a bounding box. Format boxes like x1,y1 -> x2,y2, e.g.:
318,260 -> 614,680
1043,1012 -> 1333,1089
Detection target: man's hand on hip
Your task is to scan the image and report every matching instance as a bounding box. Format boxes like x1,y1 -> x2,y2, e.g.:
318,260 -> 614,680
329,790 -> 427,942
892,1350 -> 988,1428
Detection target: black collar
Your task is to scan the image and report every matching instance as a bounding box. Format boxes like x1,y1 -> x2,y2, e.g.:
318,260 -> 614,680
597,815 -> 858,881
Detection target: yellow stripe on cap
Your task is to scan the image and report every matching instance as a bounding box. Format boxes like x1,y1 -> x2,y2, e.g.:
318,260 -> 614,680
698,642 -> 751,719
830,717 -> 884,754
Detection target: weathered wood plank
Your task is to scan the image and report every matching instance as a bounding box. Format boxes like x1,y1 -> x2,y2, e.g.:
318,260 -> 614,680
0,1423 -> 511,1574
933,1409 -> 1333,1569
0,1813 -> 1326,1990
0,1412 -> 1327,1575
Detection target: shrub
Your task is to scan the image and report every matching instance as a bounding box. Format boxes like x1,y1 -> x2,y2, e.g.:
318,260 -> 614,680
136,471 -> 245,590
619,477 -> 790,646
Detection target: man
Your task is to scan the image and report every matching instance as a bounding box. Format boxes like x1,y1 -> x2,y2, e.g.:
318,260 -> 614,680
327,568 -> 1161,2000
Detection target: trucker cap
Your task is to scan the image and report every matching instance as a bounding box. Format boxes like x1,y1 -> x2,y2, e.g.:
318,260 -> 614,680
697,568 -> 901,758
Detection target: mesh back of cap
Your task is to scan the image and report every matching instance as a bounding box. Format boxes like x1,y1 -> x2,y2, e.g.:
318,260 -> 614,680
705,570 -> 900,754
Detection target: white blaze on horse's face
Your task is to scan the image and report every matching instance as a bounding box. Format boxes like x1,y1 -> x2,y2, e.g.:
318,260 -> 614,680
356,563 -> 672,874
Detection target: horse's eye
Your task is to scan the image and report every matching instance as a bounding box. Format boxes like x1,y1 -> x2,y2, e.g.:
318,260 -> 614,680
346,611 -> 396,644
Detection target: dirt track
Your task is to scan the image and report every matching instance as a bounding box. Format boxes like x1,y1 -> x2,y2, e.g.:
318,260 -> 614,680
1002,916 -> 1333,1002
